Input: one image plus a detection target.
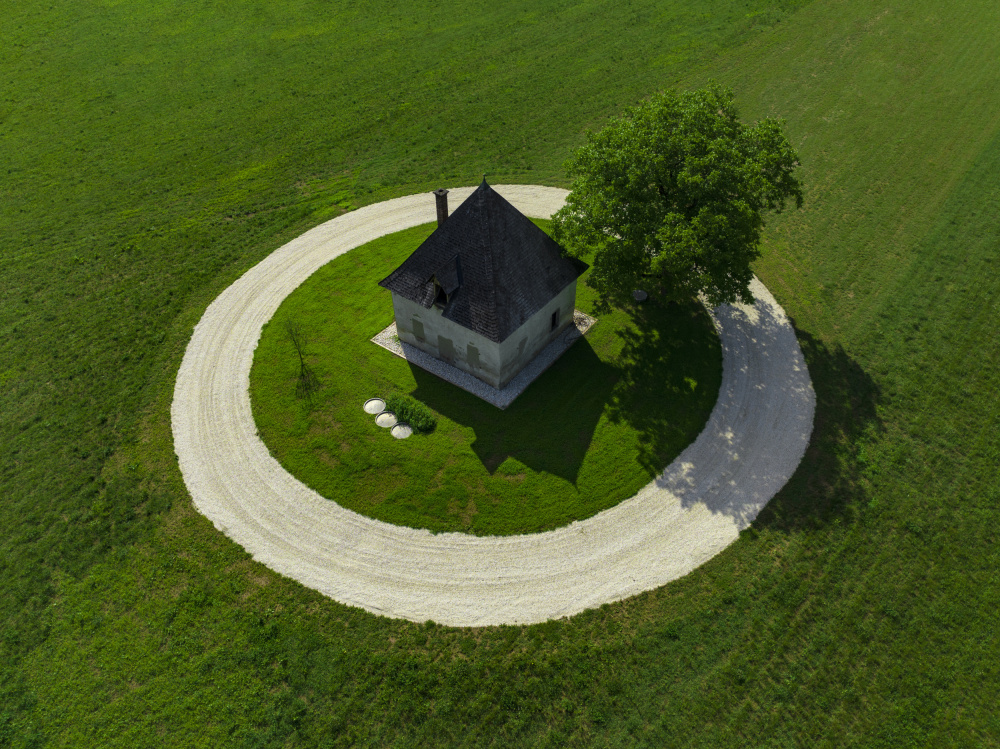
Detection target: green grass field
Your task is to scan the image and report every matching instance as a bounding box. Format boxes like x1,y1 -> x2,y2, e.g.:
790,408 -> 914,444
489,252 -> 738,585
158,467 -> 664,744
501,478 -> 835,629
249,220 -> 721,535
2,0 -> 1000,745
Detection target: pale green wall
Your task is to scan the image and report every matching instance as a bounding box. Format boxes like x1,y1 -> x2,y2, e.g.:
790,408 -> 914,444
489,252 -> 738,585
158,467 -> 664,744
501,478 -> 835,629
496,281 -> 577,386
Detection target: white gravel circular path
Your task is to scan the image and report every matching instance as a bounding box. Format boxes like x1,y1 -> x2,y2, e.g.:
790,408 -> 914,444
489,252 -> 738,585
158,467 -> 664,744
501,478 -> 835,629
171,185 -> 815,627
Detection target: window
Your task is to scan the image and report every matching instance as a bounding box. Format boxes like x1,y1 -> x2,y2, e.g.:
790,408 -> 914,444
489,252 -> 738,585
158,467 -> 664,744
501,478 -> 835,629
433,281 -> 448,308
467,344 -> 481,368
437,335 -> 455,363
550,309 -> 560,331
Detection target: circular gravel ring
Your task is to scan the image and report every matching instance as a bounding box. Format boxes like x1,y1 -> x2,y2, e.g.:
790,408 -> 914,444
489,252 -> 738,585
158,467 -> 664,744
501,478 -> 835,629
391,423 -> 413,440
363,398 -> 385,415
171,185 -> 815,627
375,411 -> 397,428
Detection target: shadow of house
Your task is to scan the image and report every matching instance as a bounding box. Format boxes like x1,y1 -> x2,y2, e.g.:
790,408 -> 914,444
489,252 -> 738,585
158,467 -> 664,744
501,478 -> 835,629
410,337 -> 617,484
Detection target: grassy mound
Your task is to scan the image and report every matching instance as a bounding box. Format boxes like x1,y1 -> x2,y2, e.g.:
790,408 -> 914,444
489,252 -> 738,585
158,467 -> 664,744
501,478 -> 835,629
249,221 -> 722,535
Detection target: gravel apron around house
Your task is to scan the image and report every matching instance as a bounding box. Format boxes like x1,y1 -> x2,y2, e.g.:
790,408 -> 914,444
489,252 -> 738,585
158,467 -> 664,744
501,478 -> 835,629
171,185 -> 815,627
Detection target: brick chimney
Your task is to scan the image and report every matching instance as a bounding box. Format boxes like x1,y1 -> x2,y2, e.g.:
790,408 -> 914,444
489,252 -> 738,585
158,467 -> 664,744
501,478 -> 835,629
433,188 -> 449,227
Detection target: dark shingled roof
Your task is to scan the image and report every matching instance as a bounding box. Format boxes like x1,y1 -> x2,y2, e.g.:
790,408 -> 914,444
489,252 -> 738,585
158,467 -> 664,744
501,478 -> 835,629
378,180 -> 588,344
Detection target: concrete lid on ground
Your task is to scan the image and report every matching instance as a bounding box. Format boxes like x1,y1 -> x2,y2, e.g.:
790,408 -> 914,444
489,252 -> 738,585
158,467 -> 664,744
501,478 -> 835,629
391,423 -> 413,439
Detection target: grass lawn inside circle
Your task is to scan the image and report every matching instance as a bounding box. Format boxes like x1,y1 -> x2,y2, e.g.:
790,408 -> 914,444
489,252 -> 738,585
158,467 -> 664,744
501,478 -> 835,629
249,219 -> 722,536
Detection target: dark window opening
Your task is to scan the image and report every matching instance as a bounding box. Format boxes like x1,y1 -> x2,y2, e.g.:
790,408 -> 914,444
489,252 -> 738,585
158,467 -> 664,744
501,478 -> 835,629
550,309 -> 560,331
433,282 -> 448,308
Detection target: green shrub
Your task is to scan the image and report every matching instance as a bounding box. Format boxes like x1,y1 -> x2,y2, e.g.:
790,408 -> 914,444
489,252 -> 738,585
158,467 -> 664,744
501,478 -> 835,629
384,394 -> 437,434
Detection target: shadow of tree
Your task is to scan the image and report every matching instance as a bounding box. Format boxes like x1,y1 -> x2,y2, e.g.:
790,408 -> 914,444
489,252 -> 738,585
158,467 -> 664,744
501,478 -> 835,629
602,299 -> 723,475
753,326 -> 883,532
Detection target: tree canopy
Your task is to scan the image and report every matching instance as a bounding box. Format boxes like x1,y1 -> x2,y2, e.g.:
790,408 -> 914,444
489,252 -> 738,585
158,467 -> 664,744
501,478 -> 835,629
552,83 -> 802,308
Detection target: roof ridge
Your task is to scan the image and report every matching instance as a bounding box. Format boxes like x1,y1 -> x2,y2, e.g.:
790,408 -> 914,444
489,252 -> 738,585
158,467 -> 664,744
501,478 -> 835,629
478,182 -> 502,342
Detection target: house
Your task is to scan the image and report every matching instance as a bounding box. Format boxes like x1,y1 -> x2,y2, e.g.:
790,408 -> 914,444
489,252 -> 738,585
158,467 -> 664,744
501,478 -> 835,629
377,180 -> 588,389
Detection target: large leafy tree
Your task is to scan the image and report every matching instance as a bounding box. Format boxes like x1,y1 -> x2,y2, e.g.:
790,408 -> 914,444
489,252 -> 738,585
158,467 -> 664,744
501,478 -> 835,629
552,83 -> 802,308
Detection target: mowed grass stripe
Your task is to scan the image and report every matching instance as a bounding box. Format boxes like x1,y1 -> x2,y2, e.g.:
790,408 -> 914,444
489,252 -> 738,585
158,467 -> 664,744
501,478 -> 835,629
730,1 -> 1000,335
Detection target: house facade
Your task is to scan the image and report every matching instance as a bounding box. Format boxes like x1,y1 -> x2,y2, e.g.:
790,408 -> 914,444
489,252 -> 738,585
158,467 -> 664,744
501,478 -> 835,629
378,180 -> 587,389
